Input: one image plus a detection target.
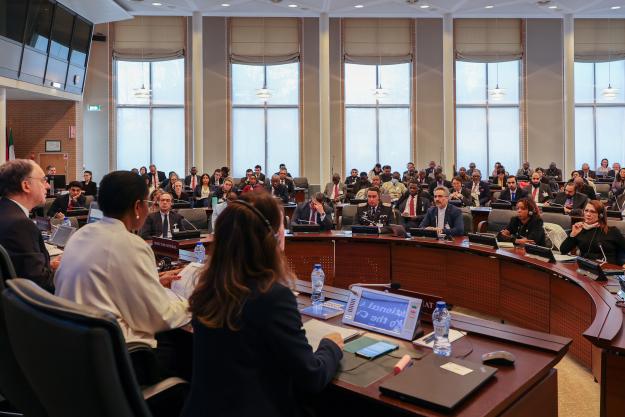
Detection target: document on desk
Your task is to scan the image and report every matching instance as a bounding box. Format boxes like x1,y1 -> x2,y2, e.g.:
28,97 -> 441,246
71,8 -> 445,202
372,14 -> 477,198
412,329 -> 466,349
44,243 -> 63,257
303,319 -> 362,351
169,262 -> 203,299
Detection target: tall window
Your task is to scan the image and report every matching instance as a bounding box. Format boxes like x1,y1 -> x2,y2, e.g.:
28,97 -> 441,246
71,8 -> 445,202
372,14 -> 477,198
115,59 -> 185,175
574,60 -> 625,169
455,60 -> 521,175
344,63 -> 411,176
231,62 -> 300,178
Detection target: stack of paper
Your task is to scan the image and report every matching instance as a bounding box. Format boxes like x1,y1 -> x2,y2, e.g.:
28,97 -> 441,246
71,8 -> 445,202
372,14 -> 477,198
303,319 -> 363,350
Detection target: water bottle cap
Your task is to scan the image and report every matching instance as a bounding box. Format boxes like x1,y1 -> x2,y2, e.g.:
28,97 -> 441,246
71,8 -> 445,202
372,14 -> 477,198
314,263 -> 321,268
436,301 -> 446,308
195,242 -> 203,247
64,217 -> 68,220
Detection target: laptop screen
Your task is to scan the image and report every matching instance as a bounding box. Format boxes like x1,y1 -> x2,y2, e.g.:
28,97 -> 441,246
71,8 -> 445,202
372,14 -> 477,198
49,225 -> 75,248
87,201 -> 103,224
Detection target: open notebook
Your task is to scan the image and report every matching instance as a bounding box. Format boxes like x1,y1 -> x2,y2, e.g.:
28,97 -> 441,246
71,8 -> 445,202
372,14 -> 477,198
303,319 -> 362,350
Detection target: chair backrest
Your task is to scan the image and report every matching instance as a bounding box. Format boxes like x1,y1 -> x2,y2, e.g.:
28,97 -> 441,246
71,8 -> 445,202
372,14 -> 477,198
84,195 -> 95,208
176,208 -> 208,231
595,183 -> 611,199
486,209 -> 515,233
607,220 -> 625,264
462,210 -> 473,235
340,205 -> 359,230
0,247 -> 48,417
44,198 -> 55,216
2,279 -> 152,417
293,177 -> 309,189
540,212 -> 571,231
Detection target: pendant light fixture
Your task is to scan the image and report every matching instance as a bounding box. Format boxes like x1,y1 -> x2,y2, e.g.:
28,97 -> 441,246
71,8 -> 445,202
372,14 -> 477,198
372,20 -> 389,100
256,17 -> 272,102
133,50 -> 152,99
488,18 -> 506,101
602,19 -> 619,100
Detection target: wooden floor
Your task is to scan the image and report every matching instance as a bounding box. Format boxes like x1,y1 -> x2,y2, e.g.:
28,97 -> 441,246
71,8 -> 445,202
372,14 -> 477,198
454,307 -> 599,417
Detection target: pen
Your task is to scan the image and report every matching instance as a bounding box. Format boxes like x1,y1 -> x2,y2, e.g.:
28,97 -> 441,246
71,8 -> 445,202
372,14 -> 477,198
423,333 -> 436,344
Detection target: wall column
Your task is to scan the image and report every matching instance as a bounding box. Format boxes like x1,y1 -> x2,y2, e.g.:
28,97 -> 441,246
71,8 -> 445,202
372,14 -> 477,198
192,11 -> 204,173
442,14 -> 455,178
0,88 -> 5,163
319,13 -> 331,186
563,14 -> 575,174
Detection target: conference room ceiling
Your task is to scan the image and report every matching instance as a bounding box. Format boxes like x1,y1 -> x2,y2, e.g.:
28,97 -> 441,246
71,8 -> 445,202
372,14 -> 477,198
112,0 -> 625,18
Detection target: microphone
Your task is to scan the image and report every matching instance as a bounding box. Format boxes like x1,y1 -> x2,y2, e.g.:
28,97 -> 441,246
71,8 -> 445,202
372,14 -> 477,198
296,219 -> 317,224
348,282 -> 401,294
548,202 -> 564,207
180,216 -> 199,231
496,198 -> 511,203
598,243 -> 608,265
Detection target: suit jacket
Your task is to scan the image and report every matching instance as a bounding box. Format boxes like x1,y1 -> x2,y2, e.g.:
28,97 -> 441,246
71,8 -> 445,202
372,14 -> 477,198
47,194 -> 87,217
355,203 -> 394,226
465,181 -> 491,206
266,184 -> 290,204
81,181 -> 97,197
147,171 -> 166,187
255,173 -> 266,184
419,204 -> 464,237
428,180 -> 452,196
545,168 -> 563,181
490,176 -> 508,188
578,170 -> 596,180
184,175 -> 201,188
579,184 -> 597,201
140,211 -> 187,239
448,188 -> 473,207
324,182 -> 346,201
551,192 -> 588,214
291,202 -> 334,231
499,187 -> 528,203
524,183 -> 552,204
279,178 -> 295,196
0,198 -> 53,291
516,168 -> 532,178
396,193 -> 430,216
181,282 -> 342,417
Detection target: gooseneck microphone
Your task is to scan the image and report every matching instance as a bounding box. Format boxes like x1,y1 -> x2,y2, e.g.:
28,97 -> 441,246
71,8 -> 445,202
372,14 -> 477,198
348,282 -> 401,294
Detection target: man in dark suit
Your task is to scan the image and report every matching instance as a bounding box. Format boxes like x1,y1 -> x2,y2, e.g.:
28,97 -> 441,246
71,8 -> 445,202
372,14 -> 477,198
184,166 -> 201,191
428,173 -> 452,196
278,168 -> 295,196
448,177 -> 473,206
524,172 -> 552,204
0,159 -> 57,291
273,163 -> 292,178
356,187 -> 393,227
266,175 -> 290,203
140,192 -> 188,239
290,193 -> 334,231
545,162 -> 563,181
465,170 -> 491,206
147,164 -> 166,189
573,176 -> 597,200
545,182 -> 588,216
499,176 -> 528,204
254,165 -> 266,184
419,186 -> 464,237
210,169 -> 225,191
396,182 -> 430,228
424,161 -> 437,178
578,163 -> 596,180
47,181 -> 87,219
345,168 -> 359,186
608,162 -> 621,179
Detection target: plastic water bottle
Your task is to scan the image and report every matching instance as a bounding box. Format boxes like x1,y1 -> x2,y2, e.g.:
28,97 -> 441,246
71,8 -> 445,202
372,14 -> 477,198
310,264 -> 325,312
432,301 -> 452,357
194,242 -> 206,264
62,217 -> 72,228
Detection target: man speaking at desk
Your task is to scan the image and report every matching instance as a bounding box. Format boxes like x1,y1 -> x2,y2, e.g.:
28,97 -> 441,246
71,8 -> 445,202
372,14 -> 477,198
47,181 -> 86,219
140,192 -> 187,239
291,192 -> 334,231
356,187 -> 393,228
419,186 -> 464,237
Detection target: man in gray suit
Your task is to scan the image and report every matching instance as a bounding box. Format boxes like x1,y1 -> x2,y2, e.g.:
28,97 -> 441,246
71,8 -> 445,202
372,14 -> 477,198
324,173 -> 346,206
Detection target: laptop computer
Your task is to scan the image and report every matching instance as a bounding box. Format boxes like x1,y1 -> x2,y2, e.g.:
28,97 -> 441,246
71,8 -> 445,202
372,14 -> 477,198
48,225 -> 76,249
379,354 -> 497,412
87,201 -> 104,224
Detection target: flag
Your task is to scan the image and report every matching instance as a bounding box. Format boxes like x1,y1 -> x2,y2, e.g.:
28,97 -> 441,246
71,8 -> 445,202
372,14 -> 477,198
7,128 -> 15,161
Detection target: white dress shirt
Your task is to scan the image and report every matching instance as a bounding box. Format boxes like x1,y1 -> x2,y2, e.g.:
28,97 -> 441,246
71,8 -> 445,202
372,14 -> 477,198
54,217 -> 190,348
436,206 -> 447,229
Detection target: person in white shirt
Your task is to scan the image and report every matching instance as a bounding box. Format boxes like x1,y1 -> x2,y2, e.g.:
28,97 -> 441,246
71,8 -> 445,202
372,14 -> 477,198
54,171 -> 191,383
211,191 -> 238,230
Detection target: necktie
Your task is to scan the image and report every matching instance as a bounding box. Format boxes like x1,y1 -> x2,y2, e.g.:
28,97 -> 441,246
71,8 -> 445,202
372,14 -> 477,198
409,196 -> 415,216
511,191 -> 515,202
309,205 -> 316,224
532,187 -> 538,201
473,183 -> 479,193
153,175 -> 158,188
191,176 -> 196,189
334,184 -> 339,198
162,214 -> 169,238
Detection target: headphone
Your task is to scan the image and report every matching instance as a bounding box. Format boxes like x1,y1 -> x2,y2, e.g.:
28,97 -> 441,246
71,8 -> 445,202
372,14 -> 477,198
229,200 -> 279,240
599,208 -> 605,220
528,209 -> 534,217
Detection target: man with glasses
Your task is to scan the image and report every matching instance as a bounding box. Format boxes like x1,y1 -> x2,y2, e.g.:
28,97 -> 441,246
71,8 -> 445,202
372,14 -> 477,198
0,159 -> 58,292
140,192 -> 188,239
419,186 -> 464,237
499,176 -> 527,204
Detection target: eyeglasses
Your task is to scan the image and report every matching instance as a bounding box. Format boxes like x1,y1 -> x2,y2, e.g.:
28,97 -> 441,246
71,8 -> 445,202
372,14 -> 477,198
583,209 -> 598,214
27,176 -> 47,184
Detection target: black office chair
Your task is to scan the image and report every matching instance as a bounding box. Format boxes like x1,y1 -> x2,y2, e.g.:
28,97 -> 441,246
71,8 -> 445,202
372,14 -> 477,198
2,279 -> 187,417
0,245 -> 48,417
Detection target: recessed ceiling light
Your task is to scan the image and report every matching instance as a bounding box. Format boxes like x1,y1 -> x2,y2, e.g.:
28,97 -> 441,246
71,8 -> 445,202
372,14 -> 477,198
612,6 -> 622,10
420,4 -> 430,8
288,4 -> 298,7
354,4 -> 364,8
548,5 -> 558,9
485,5 -> 494,8
221,3 -> 230,6
151,2 -> 162,5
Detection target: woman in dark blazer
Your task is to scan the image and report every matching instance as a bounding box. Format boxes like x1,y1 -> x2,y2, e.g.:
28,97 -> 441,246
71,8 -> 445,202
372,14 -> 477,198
193,174 -> 212,208
182,192 -> 343,417
81,170 -> 97,197
560,200 -> 625,265
497,197 -> 545,246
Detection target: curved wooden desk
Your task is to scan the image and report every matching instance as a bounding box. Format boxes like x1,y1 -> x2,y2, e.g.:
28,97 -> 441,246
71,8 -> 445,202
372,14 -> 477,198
282,231 -> 625,417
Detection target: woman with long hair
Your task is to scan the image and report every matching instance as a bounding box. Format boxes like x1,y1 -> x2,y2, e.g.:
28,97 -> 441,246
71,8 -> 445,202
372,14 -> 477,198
497,197 -> 545,246
183,191 -> 343,417
193,173 -> 211,208
560,200 -> 625,265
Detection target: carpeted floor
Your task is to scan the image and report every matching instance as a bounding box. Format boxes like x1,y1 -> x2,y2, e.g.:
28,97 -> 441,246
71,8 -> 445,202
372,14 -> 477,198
453,307 -> 599,417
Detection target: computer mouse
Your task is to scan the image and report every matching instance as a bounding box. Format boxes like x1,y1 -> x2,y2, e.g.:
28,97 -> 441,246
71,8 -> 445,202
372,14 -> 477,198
481,350 -> 516,366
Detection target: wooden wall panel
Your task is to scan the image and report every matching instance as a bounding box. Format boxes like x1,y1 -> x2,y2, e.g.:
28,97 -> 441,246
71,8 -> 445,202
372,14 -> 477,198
446,252 -> 500,315
334,240 -> 390,288
500,262 -> 550,332
284,240 -> 335,286
391,244 -> 447,299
